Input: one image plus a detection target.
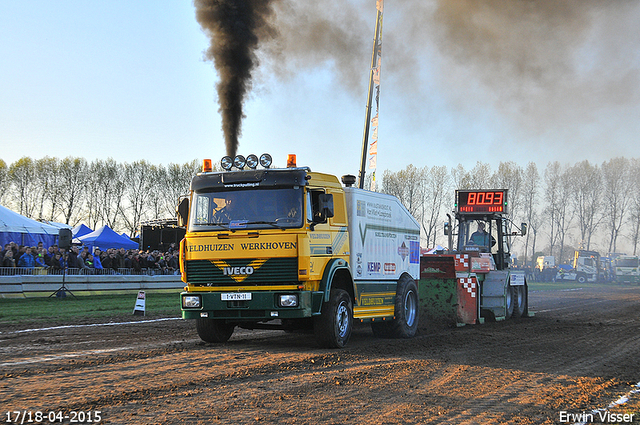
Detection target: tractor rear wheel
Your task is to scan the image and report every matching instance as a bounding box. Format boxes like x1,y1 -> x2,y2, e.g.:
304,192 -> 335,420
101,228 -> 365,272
512,285 -> 527,318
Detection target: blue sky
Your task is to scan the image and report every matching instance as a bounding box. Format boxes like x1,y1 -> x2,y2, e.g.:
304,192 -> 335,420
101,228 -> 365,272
1,0 -> 639,180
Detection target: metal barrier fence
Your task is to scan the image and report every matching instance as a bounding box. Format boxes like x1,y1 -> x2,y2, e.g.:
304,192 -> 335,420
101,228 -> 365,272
0,267 -> 180,277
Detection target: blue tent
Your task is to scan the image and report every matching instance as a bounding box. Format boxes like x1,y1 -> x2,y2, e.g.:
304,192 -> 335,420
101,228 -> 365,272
0,204 -> 60,247
77,225 -> 139,251
72,223 -> 93,238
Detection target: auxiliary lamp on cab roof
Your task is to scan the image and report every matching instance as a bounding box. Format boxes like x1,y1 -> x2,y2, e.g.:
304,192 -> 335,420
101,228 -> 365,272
211,153 -> 273,172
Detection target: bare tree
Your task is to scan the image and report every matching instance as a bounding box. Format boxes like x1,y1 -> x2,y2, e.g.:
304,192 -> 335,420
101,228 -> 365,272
420,165 -> 450,247
33,157 -> 61,221
120,160 -> 155,236
8,157 -> 37,216
85,159 -> 126,229
491,161 -> 524,234
147,164 -> 168,220
556,166 -> 574,264
521,162 -> 541,267
626,158 -> 640,255
569,160 -> 602,251
601,157 -> 632,254
381,164 -> 425,219
0,159 -> 8,205
451,162 -> 492,189
165,160 -> 200,216
57,157 -> 88,225
543,161 -> 563,257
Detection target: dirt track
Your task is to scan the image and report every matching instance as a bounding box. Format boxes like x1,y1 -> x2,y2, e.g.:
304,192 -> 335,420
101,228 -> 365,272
1,284 -> 640,424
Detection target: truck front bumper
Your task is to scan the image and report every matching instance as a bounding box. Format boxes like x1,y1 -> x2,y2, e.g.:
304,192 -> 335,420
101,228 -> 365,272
181,290 -> 324,320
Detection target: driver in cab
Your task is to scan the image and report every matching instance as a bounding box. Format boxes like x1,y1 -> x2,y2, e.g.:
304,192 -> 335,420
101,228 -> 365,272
214,193 -> 253,223
468,221 -> 496,248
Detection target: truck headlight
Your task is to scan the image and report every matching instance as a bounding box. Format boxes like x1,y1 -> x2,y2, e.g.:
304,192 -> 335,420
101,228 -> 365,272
182,295 -> 201,309
278,294 -> 298,307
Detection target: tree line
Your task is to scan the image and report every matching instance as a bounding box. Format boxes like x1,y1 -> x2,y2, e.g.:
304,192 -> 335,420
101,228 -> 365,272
0,157 -> 200,237
2,156 -> 639,265
380,158 -> 640,266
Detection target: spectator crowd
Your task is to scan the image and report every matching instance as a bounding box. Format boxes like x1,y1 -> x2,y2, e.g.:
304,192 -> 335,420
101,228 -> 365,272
0,241 -> 180,275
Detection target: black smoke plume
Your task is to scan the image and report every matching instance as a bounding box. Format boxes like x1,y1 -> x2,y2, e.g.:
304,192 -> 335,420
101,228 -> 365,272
194,0 -> 277,158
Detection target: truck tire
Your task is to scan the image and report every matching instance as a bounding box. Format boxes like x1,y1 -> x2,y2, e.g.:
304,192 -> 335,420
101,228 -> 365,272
196,318 -> 235,343
512,284 -> 527,318
372,275 -> 419,339
577,274 -> 587,284
314,288 -> 353,348
394,276 -> 419,338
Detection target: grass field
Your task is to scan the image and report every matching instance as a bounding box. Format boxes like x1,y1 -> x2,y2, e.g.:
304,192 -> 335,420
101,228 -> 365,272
0,290 -> 182,325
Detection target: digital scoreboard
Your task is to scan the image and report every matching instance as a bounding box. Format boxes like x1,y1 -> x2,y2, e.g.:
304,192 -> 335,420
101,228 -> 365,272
455,189 -> 508,214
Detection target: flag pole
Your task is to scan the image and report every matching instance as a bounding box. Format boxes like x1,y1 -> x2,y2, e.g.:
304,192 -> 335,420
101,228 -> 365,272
358,2 -> 383,189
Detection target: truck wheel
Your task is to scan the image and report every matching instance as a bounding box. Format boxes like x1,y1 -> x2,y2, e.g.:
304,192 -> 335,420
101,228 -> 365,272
314,289 -> 353,348
374,275 -> 419,339
196,318 -> 235,343
577,274 -> 587,284
512,284 -> 527,318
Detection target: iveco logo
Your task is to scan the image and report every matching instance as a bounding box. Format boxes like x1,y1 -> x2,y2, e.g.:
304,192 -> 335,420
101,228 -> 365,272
211,259 -> 267,283
223,266 -> 254,276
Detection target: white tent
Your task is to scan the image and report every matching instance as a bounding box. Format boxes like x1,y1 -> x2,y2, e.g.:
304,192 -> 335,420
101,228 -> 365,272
0,205 -> 61,247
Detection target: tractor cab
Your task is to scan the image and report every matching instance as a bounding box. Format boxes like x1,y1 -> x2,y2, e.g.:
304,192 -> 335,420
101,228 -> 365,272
447,189 -> 526,271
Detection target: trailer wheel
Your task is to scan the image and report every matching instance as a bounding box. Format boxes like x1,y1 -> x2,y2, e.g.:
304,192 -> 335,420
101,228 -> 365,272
196,318 -> 235,343
512,284 -> 527,318
314,289 -> 353,348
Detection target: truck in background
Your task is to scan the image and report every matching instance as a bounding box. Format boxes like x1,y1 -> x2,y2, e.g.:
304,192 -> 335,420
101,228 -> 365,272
536,255 -> 557,282
177,154 -> 421,348
554,250 -> 612,283
536,256 -> 555,272
419,189 -> 529,325
614,255 -> 640,284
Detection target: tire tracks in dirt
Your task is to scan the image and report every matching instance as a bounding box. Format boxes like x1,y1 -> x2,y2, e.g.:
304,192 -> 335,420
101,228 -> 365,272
2,285 -> 640,424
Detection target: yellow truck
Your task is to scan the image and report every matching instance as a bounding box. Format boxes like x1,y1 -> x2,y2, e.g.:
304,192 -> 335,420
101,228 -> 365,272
177,154 -> 421,348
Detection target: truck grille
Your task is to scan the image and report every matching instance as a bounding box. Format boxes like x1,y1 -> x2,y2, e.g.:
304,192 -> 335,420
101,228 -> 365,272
185,258 -> 298,287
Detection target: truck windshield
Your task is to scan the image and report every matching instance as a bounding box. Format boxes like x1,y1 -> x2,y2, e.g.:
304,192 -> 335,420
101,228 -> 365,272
617,258 -> 639,267
458,220 -> 494,252
189,187 -> 303,231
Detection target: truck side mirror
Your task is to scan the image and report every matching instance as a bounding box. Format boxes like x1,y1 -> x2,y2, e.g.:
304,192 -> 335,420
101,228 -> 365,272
177,197 -> 189,228
521,223 -> 527,236
312,193 -> 334,226
444,222 -> 450,236
319,193 -> 334,218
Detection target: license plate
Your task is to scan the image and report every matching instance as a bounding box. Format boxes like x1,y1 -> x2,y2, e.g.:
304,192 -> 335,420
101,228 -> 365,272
221,292 -> 252,301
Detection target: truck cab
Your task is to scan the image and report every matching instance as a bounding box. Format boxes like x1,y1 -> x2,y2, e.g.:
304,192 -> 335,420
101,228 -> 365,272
177,154 -> 421,348
615,255 -> 639,284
